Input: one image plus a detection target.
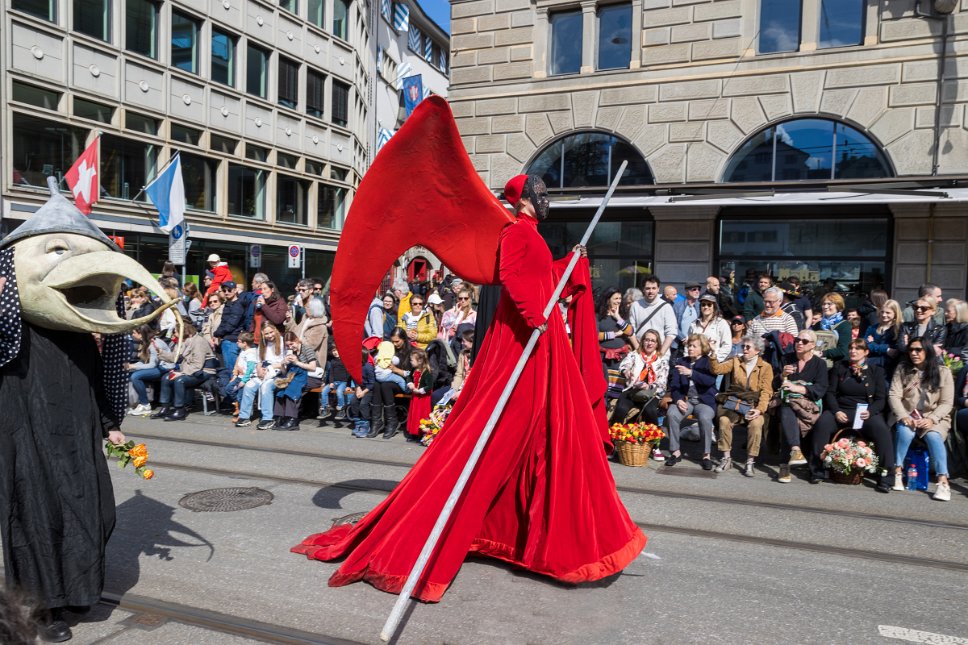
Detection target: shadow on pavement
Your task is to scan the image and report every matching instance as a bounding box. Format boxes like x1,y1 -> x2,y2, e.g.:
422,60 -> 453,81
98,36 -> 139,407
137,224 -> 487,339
311,479 -> 398,510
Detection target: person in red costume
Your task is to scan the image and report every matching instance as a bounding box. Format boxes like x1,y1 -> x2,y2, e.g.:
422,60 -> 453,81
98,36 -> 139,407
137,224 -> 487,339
292,172 -> 646,602
202,253 -> 233,305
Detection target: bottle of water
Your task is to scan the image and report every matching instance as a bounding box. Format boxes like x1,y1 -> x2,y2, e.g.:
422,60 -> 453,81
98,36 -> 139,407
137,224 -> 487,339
906,463 -> 919,491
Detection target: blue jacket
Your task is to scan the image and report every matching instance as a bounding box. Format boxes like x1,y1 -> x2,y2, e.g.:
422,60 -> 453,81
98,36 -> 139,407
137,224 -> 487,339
214,299 -> 246,342
669,355 -> 718,409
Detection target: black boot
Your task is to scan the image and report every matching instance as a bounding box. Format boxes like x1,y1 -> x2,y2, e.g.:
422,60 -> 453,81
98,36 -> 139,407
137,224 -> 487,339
37,608 -> 72,643
382,404 -> 399,439
367,405 -> 384,438
164,407 -> 188,422
150,406 -> 172,419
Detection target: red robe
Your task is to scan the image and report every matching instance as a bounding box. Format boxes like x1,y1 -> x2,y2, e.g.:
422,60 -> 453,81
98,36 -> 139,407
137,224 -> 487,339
292,216 -> 646,601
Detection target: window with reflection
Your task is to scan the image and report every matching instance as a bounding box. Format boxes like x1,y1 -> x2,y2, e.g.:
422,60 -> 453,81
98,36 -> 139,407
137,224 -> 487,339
597,3 -> 631,70
722,118 -> 892,182
333,0 -> 350,40
101,134 -> 157,201
278,57 -> 299,109
13,0 -> 56,21
759,0 -> 802,54
818,0 -> 864,49
228,164 -> 266,219
277,175 -> 309,225
171,11 -> 200,74
526,132 -> 654,188
318,184 -> 346,229
211,29 -> 236,86
180,152 -> 216,211
75,0 -> 110,41
11,114 -> 87,188
247,45 -> 269,98
309,0 -> 324,28
550,10 -> 582,75
307,69 -> 325,118
126,0 -> 159,58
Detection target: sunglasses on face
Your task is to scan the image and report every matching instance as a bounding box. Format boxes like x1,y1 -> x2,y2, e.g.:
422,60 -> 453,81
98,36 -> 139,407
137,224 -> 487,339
741,344 -> 755,350
411,301 -> 424,306
914,306 -> 932,312
700,302 -> 714,307
458,296 -> 470,301
909,347 -> 925,354
795,338 -> 813,344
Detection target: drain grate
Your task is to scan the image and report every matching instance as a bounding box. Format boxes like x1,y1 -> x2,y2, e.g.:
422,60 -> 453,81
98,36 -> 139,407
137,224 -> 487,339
331,511 -> 368,528
178,487 -> 273,512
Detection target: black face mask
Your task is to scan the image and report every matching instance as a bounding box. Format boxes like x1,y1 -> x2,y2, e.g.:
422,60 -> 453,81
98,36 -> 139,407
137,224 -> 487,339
521,176 -> 550,221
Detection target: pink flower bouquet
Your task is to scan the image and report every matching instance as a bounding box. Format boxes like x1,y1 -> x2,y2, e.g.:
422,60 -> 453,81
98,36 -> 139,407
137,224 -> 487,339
821,437 -> 879,476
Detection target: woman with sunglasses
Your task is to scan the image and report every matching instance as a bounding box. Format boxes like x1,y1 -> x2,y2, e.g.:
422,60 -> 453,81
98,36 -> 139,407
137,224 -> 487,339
889,338 -> 954,500
899,298 -> 946,354
776,329 -> 829,483
610,329 -> 669,454
689,294 -> 731,362
439,287 -> 477,342
402,295 -> 437,350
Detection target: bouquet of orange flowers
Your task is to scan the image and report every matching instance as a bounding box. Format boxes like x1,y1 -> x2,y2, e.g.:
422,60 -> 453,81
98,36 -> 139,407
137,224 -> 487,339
609,422 -> 665,446
105,440 -> 155,479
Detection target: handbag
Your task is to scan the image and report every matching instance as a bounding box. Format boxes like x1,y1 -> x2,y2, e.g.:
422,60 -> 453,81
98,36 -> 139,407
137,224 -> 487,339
722,395 -> 753,416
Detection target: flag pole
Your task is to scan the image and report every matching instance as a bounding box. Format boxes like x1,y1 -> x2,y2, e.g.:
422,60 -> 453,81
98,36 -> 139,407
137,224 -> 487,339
379,161 -> 628,643
131,150 -> 181,206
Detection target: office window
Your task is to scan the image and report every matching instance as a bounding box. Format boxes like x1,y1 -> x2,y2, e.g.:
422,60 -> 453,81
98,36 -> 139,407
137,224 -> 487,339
278,57 -> 299,109
10,114 -> 87,188
331,80 -> 349,127
180,152 -> 216,211
228,164 -> 267,219
246,144 -> 269,162
247,44 -> 269,98
818,0 -> 864,49
171,11 -> 200,73
526,132 -> 655,188
126,0 -> 158,58
277,175 -> 309,225
759,0 -> 802,54
13,0 -> 56,21
597,3 -> 631,70
11,82 -> 60,110
277,153 -> 298,169
307,69 -> 325,118
330,166 -> 349,181
280,0 -> 297,13
125,112 -> 159,135
305,160 -> 324,175
75,0 -> 110,41
74,97 -> 114,123
308,0 -> 324,27
333,0 -> 349,40
318,184 -> 346,229
210,135 -> 238,155
170,123 -> 201,146
101,134 -> 157,201
211,29 -> 236,86
550,10 -> 582,75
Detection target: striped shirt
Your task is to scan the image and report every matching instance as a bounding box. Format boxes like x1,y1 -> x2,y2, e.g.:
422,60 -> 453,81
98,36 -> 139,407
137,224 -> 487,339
747,311 -> 799,337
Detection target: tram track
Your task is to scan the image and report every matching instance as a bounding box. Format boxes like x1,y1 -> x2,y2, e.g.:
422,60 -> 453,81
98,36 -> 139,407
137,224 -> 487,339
147,458 -> 968,574
136,430 -> 968,533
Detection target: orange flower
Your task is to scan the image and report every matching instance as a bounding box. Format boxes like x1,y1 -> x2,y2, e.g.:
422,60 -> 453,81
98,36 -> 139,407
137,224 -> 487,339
133,455 -> 148,469
128,443 -> 148,459
142,469 -> 154,480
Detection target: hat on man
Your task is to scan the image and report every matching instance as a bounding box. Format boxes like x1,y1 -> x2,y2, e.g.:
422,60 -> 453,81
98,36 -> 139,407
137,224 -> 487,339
220,281 -> 237,291
427,293 -> 444,305
207,253 -> 220,263
686,282 -> 703,290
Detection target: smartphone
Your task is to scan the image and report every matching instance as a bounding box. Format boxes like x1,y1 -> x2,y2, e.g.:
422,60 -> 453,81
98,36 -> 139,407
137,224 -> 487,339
911,409 -> 923,420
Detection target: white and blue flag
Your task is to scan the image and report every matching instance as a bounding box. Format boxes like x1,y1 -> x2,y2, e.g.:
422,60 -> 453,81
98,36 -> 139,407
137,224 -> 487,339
145,153 -> 187,234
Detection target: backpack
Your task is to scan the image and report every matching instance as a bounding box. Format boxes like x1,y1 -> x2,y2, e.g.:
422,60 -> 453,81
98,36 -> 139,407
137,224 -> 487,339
425,339 -> 457,391
781,302 -> 805,331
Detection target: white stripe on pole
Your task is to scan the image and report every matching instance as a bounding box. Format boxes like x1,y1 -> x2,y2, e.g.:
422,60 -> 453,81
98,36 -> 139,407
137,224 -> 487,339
379,161 -> 628,642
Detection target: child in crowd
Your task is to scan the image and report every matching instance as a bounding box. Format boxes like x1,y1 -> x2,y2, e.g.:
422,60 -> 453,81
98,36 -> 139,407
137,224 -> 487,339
405,348 -> 435,441
320,344 -> 352,420
224,332 -> 258,401
350,338 -> 381,438
373,341 -> 408,390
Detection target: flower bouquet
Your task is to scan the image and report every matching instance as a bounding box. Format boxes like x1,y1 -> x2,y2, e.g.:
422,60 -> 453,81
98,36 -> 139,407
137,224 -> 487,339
610,422 -> 665,467
105,440 -> 155,479
419,405 -> 452,448
942,352 -> 964,377
820,437 -> 878,485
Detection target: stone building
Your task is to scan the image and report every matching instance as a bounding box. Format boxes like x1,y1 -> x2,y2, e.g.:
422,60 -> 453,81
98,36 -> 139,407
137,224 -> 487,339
448,0 -> 968,303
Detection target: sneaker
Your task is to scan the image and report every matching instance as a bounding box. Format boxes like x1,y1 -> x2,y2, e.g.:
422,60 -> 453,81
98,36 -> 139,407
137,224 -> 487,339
651,448 -> 665,462
777,464 -> 792,483
701,457 -> 714,471
235,418 -> 251,427
257,419 -> 275,431
317,405 -> 333,420
334,407 -> 347,421
893,476 -> 904,491
129,403 -> 151,416
933,481 -> 951,502
743,461 -> 755,477
788,447 -> 807,466
714,456 -> 732,473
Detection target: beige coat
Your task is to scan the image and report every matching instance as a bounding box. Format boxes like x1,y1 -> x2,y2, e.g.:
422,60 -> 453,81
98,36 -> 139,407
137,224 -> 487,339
287,316 -> 329,376
708,355 -> 774,413
888,366 -> 954,441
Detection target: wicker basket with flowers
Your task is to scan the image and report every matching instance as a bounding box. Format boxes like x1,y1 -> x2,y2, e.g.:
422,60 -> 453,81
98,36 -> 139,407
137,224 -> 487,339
609,422 -> 665,467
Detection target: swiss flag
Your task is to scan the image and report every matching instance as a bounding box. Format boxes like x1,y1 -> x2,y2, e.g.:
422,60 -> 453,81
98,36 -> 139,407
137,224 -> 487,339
65,137 -> 100,215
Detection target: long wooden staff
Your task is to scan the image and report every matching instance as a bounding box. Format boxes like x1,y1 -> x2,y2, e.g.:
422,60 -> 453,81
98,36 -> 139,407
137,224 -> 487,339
380,161 -> 628,642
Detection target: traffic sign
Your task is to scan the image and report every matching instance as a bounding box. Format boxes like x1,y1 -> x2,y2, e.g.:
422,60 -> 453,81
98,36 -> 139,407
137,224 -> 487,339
288,244 -> 301,269
249,244 -> 262,268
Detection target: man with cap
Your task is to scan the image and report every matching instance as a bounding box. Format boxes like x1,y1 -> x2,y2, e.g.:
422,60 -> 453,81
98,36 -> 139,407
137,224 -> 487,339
673,282 -> 703,355
213,281 -> 245,370
203,253 -> 234,305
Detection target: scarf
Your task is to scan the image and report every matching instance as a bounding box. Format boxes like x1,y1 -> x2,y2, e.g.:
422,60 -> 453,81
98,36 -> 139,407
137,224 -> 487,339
820,311 -> 844,331
636,351 -> 659,385
850,360 -> 866,379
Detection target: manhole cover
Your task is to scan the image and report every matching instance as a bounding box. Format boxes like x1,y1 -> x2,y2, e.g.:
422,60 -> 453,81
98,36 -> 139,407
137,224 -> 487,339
178,487 -> 273,512
331,511 -> 368,528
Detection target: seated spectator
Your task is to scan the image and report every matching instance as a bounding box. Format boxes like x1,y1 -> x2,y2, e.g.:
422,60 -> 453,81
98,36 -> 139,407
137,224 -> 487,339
402,294 -> 437,349
427,293 -> 447,337
747,287 -> 799,338
271,332 -> 319,431
665,334 -> 718,470
889,339 -> 954,501
371,328 -> 412,439
689,294 -> 732,362
864,298 -> 903,380
381,292 -> 398,339
222,332 -> 257,413
319,343 -> 351,420
899,297 -> 946,354
598,287 -> 636,391
814,339 -> 892,490
126,324 -> 164,416
287,296 -> 328,383
433,328 -> 477,406
150,318 -> 217,422
943,298 -> 968,360
776,329 -> 829,484
126,286 -> 157,324
955,365 -> 968,446
235,322 -> 286,429
708,335 -> 774,477
813,292 -> 852,363
610,329 -> 670,453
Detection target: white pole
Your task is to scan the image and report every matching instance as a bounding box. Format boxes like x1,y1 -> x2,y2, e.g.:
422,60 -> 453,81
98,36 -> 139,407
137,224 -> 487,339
379,161 -> 628,642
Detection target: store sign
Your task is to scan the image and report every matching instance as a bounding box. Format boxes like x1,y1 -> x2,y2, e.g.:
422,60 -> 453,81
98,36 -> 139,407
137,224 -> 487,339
249,244 -> 262,268
287,244 -> 301,269
168,224 -> 187,265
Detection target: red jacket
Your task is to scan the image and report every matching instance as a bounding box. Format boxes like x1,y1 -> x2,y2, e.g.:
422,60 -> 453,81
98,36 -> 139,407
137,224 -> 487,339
203,264 -> 234,304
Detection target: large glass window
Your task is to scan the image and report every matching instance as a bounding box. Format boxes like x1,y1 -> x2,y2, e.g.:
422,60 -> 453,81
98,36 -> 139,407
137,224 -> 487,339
722,118 -> 893,182
126,0 -> 159,58
331,80 -> 349,127
75,0 -> 111,41
125,112 -> 159,135
277,176 -> 309,225
11,82 -> 60,110
307,69 -> 325,118
180,152 -> 216,211
228,164 -> 267,219
541,216 -> 654,292
74,97 -> 114,123
597,3 -> 631,71
171,11 -> 200,74
13,0 -> 56,21
10,114 -> 88,188
719,216 -> 890,307
526,132 -> 654,188
278,57 -> 299,109
818,0 -> 864,49
550,10 -> 582,75
211,28 -> 236,86
318,184 -> 346,229
101,134 -> 157,201
759,0 -> 802,54
333,0 -> 350,40
309,0 -> 324,28
280,0 -> 298,13
247,44 -> 269,98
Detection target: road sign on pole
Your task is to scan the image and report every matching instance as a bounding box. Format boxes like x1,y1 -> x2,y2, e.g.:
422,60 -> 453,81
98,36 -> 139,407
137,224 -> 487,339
288,244 -> 301,269
168,223 -> 187,265
249,244 -> 262,268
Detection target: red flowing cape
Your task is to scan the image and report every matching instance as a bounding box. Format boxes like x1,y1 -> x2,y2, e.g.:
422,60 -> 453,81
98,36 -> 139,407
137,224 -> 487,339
292,217 -> 646,601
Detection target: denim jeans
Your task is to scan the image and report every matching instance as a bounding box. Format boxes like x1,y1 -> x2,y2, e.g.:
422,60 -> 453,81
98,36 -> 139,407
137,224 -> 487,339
894,423 -> 949,477
159,373 -> 208,408
130,367 -> 165,405
376,373 -> 407,390
321,381 -> 349,408
238,378 -> 275,420
220,340 -> 240,373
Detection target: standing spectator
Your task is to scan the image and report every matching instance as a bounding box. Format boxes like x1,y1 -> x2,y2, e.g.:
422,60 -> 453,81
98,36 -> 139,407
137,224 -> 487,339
775,329 -> 828,484
427,293 -> 447,337
862,288 -> 889,331
902,283 -> 944,325
662,284 -> 682,307
846,308 -> 863,341
777,281 -> 806,330
439,287 -> 477,342
899,297 -> 946,353
705,275 -> 737,319
291,278 -> 316,323
202,253 -> 233,305
214,281 -> 245,370
598,287 -> 635,388
620,287 -> 643,321
689,294 -> 732,362
402,294 -> 437,349
889,339 -> 954,501
381,292 -> 398,339
943,298 -> 968,360
393,279 -> 413,321
628,276 -> 678,357
665,334 -> 718,470
864,298 -> 903,380
252,280 -> 288,346
364,292 -> 386,338
183,282 -> 206,329
743,273 -> 772,322
784,276 -> 814,325
405,348 -> 435,441
443,277 -> 464,310
728,315 -> 747,358
813,292 -> 852,363
202,270 -> 215,298
708,335 -> 774,477
747,287 -> 799,338
673,282 -> 702,354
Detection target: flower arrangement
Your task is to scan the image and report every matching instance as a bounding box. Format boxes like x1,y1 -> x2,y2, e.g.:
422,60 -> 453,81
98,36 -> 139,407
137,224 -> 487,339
942,352 -> 964,376
821,437 -> 878,476
609,422 -> 665,446
419,406 -> 452,448
105,440 -> 154,479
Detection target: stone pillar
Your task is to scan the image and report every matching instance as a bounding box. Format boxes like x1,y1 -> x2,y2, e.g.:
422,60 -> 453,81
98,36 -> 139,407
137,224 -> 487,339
648,205 -> 719,286
534,6 -> 549,79
581,1 -> 596,74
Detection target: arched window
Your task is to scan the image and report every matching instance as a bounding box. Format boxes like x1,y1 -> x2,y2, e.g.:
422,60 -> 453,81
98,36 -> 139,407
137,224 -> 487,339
526,132 -> 654,189
722,118 -> 893,182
